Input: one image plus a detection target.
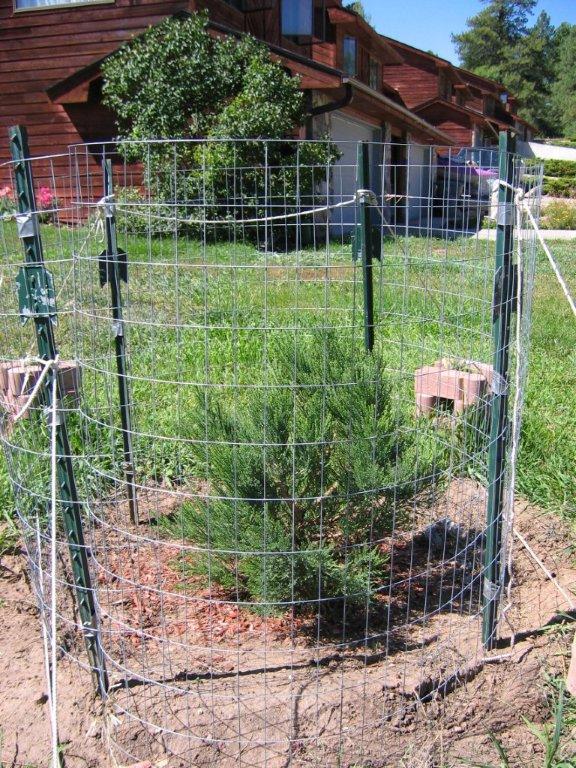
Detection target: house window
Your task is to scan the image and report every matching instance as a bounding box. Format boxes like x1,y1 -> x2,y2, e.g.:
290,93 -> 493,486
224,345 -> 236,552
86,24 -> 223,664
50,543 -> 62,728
438,71 -> 451,100
15,0 -> 105,7
281,0 -> 313,37
369,57 -> 380,90
343,36 -> 357,76
15,0 -> 108,6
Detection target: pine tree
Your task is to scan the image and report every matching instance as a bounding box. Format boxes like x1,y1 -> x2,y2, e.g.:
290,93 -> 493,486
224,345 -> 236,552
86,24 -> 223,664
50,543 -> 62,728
452,0 -> 537,74
552,24 -> 576,138
452,1 -> 560,135
345,1 -> 371,23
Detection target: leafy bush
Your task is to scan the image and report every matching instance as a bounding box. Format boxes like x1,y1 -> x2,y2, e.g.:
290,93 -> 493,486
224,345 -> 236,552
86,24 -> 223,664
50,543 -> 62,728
102,14 -> 339,244
541,200 -> 576,230
542,176 -> 576,198
0,185 -> 15,219
542,159 -> 576,178
115,186 -> 177,237
166,332 -> 448,614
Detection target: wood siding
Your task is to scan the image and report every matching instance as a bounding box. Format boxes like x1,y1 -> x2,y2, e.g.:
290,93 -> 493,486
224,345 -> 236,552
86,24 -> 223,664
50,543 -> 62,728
382,62 -> 439,109
0,0 -> 249,169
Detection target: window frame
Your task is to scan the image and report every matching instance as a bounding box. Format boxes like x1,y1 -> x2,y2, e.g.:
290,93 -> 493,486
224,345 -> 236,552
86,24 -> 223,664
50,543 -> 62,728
14,0 -> 113,12
342,35 -> 358,77
368,56 -> 380,91
281,0 -> 314,38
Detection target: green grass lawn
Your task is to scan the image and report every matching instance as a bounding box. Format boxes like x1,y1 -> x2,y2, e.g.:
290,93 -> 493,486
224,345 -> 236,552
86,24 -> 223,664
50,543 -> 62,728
517,241 -> 576,520
0,225 -> 573,543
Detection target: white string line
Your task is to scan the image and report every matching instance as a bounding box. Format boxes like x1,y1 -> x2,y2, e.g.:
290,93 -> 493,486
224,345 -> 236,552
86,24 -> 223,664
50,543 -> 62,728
48,365 -> 59,768
13,356 -> 58,422
89,193 -> 359,226
524,204 -> 576,319
35,516 -> 60,768
499,176 -> 576,615
500,169 -> 526,626
500,180 -> 576,319
14,357 -> 61,766
513,528 -> 576,610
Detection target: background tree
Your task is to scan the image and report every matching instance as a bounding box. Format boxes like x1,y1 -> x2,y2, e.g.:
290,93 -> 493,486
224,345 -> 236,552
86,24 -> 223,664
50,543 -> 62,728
452,0 -> 560,135
552,24 -> 576,138
345,1 -> 371,23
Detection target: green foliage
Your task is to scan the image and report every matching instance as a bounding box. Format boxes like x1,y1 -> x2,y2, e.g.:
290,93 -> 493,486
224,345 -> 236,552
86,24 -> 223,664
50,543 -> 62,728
345,1 -> 371,23
452,2 -> 560,135
551,25 -> 576,139
166,331 -> 446,613
115,186 -> 176,237
542,177 -> 576,199
543,159 -> 576,178
543,138 -> 576,150
541,201 -> 576,230
102,14 -> 338,242
0,463 -> 18,557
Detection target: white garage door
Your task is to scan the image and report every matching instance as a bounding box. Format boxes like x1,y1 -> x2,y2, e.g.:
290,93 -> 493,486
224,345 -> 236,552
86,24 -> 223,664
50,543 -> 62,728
329,112 -> 380,230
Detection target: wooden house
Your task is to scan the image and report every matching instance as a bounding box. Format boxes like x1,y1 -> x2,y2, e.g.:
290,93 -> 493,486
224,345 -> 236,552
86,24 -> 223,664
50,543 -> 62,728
381,37 -> 536,147
0,1 -> 532,230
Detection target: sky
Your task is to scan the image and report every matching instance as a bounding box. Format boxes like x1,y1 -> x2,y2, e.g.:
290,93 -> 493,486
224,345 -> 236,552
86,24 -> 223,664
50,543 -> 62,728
361,0 -> 576,63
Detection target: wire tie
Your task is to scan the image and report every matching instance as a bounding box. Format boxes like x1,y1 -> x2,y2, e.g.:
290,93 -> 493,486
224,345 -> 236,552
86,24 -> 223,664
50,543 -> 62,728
491,371 -> 508,396
483,578 -> 501,603
16,212 -> 36,238
98,194 -> 115,219
355,189 -> 378,206
111,320 -> 124,338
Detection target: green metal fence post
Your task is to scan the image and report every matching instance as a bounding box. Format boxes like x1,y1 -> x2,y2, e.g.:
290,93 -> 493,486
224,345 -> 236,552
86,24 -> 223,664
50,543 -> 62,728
482,130 -> 517,650
354,141 -> 381,352
9,125 -> 109,697
100,159 -> 139,525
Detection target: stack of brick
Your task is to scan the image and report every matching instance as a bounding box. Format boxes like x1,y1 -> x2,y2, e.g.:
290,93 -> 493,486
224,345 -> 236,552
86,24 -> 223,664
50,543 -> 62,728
414,359 -> 494,416
0,359 -> 80,421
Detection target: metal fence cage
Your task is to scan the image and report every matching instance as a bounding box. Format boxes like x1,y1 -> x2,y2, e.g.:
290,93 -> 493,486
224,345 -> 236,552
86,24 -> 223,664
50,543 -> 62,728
0,132 -> 543,767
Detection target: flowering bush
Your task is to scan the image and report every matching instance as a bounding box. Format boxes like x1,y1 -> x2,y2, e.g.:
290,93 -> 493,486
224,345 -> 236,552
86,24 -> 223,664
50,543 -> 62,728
37,186 -> 54,209
37,185 -> 59,223
0,185 -> 15,218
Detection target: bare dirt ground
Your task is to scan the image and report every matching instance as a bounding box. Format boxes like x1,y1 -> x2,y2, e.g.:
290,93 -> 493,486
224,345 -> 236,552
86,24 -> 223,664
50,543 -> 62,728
1,480 -> 576,768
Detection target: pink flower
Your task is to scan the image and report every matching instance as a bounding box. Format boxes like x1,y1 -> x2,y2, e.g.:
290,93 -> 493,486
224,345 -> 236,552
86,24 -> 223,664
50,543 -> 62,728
37,186 -> 54,209
0,185 -> 13,199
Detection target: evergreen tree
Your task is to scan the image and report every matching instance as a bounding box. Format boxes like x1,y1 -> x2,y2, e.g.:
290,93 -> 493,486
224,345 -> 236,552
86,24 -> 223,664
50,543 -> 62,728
452,1 -> 559,136
452,0 -> 536,74
552,24 -> 576,138
345,1 -> 371,23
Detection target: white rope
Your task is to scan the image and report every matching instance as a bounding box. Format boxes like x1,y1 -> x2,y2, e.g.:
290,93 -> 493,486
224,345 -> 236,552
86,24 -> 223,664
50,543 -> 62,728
498,177 -> 576,623
12,356 -> 61,765
89,194 -> 360,227
499,180 -> 576,319
35,516 -> 60,768
513,528 -> 576,609
12,357 -> 59,422
500,179 -> 525,623
524,205 -> 576,319
48,365 -> 60,768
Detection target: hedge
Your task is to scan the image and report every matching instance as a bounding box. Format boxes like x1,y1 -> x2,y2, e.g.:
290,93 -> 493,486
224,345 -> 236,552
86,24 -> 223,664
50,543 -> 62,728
543,159 -> 576,178
542,176 -> 576,198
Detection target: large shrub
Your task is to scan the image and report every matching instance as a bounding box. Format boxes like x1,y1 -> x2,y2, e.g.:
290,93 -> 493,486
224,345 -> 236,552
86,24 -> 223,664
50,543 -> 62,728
542,159 -> 576,178
166,332 -> 447,614
102,14 -> 339,242
541,200 -> 576,229
542,176 -> 576,198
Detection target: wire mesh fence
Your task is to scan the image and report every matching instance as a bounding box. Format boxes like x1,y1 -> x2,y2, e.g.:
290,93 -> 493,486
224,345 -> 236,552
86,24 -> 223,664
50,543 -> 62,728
0,131 -> 545,767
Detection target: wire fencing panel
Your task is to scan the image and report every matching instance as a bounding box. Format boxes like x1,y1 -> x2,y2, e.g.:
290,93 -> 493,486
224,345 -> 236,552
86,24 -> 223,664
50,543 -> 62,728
0,137 -> 542,767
